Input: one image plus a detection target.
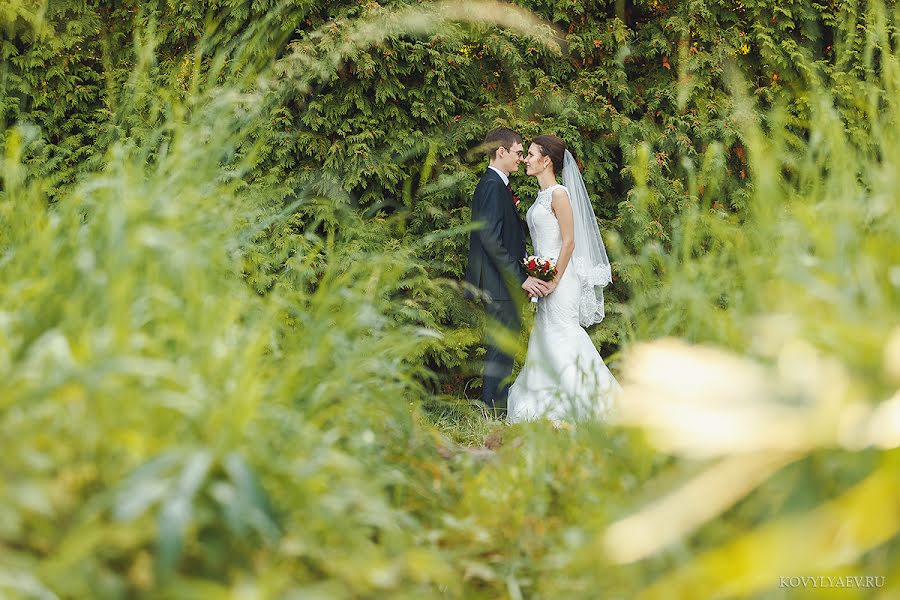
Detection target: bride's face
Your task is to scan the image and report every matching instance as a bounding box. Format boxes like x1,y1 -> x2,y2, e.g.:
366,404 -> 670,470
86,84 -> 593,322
524,144 -> 551,177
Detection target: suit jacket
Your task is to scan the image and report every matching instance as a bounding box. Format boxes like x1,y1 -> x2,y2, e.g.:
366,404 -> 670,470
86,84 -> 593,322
464,169 -> 528,302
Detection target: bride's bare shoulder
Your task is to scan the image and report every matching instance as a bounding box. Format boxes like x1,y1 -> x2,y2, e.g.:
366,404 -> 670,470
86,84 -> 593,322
550,186 -> 570,206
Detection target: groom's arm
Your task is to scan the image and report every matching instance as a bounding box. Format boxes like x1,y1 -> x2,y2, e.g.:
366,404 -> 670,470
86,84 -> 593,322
475,183 -> 528,285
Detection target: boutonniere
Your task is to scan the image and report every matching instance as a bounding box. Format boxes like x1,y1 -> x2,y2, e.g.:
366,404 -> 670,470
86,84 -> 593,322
514,194 -> 528,217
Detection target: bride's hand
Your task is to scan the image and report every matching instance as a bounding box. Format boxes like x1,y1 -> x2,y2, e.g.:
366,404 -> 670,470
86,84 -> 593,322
545,280 -> 558,294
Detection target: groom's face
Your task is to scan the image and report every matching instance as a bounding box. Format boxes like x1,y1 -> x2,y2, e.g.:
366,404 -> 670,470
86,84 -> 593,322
498,141 -> 524,174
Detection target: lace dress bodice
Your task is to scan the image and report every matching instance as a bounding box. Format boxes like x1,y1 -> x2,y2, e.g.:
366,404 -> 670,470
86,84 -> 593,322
526,184 -> 566,259
524,183 -> 581,330
526,183 -> 611,327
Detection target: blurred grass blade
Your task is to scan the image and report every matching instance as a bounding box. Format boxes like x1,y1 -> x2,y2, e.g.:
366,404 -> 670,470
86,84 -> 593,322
222,452 -> 281,541
0,568 -> 59,600
156,449 -> 214,574
113,451 -> 183,521
633,460 -> 900,599
604,451 -> 799,564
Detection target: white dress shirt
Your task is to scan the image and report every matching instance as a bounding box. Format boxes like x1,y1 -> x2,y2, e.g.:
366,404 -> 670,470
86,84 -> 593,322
488,165 -> 510,186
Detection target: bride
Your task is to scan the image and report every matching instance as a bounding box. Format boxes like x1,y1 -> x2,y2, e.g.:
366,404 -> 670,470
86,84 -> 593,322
507,135 -> 620,423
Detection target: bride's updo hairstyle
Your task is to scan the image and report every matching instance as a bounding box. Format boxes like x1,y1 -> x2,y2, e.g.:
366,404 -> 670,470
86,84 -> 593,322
532,134 -> 567,175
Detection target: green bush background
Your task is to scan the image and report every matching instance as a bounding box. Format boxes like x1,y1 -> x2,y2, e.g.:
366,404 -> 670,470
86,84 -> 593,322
3,0 -> 873,377
2,1 -> 898,598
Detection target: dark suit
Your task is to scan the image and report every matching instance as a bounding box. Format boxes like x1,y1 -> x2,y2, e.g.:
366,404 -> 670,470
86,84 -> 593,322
464,168 -> 528,413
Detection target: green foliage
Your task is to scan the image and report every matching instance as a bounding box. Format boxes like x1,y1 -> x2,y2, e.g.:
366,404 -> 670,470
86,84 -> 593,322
0,59 -> 661,593
2,1 -> 899,598
2,1 -> 874,384
601,3 -> 900,595
0,42 -> 452,596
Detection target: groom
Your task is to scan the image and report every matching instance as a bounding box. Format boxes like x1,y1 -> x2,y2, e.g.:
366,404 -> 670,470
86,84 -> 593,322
464,127 -> 549,414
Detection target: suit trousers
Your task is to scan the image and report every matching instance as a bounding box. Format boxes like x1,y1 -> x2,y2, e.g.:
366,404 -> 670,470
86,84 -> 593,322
481,299 -> 522,414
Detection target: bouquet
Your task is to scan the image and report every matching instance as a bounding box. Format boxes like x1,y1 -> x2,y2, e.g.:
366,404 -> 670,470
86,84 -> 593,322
522,255 -> 557,303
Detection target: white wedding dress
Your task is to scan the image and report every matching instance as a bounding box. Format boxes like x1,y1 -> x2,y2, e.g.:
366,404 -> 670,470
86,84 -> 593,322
507,184 -> 620,423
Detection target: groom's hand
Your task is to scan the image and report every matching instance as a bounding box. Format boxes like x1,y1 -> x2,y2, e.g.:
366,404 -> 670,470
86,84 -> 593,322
522,276 -> 550,297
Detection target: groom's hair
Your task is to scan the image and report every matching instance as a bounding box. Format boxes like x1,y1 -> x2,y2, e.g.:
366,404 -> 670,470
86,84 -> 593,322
483,127 -> 522,159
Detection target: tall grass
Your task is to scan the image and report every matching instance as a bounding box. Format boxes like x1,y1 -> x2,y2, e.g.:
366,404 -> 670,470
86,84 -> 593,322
603,3 -> 900,597
0,40 -> 446,600
2,1 -> 899,599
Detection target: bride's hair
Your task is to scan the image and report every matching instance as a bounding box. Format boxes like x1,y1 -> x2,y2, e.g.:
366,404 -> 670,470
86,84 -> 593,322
532,135 -> 567,175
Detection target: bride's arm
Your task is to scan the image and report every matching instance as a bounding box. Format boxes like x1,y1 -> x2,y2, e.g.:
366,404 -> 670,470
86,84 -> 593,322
549,188 -> 576,292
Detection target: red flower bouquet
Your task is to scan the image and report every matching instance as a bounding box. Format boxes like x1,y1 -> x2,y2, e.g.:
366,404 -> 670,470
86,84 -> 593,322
522,255 -> 557,303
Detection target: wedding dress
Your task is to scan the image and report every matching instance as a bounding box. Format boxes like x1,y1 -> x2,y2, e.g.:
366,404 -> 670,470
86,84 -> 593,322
507,184 -> 620,423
